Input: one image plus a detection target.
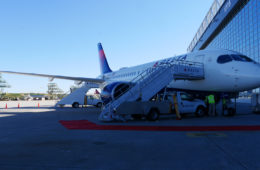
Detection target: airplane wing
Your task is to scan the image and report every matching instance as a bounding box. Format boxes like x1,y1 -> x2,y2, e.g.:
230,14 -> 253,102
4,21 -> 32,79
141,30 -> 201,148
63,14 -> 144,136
0,71 -> 105,84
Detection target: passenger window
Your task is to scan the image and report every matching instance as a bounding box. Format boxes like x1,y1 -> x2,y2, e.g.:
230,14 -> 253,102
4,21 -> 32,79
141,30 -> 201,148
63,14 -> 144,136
217,55 -> 233,64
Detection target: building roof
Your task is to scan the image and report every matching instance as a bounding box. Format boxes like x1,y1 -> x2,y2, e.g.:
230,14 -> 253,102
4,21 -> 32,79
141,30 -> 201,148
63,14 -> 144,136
187,0 -> 242,52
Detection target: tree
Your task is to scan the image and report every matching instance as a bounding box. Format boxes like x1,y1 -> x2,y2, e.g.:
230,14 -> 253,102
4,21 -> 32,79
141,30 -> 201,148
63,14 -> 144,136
0,74 -> 10,89
47,83 -> 64,100
0,74 -> 10,99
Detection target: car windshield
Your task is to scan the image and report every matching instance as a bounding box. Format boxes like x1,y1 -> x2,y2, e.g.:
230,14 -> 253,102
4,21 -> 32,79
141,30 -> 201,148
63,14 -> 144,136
180,93 -> 194,101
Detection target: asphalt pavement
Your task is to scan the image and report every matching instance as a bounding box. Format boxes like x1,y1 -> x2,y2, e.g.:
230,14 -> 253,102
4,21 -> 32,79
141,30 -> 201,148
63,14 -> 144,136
0,100 -> 259,169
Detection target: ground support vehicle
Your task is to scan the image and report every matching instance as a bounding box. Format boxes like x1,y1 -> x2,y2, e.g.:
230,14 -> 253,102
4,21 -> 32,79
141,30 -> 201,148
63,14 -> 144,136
116,101 -> 172,121
163,91 -> 207,117
55,83 -> 99,108
84,95 -> 103,108
113,91 -> 207,121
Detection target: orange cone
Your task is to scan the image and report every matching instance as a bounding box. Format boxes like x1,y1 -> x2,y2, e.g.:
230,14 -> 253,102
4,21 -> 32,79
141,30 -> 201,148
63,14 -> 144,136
5,103 -> 7,109
18,103 -> 20,108
38,103 -> 40,108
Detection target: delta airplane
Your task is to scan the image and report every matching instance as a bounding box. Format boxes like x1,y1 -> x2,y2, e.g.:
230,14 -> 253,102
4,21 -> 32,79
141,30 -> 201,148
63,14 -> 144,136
1,43 -> 260,101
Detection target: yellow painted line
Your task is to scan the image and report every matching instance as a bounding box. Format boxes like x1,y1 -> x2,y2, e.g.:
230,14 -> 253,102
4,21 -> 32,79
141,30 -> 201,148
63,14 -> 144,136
186,132 -> 227,138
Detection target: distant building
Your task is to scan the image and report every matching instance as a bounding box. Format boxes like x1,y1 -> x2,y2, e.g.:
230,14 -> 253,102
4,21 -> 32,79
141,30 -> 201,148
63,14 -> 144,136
27,95 -> 48,101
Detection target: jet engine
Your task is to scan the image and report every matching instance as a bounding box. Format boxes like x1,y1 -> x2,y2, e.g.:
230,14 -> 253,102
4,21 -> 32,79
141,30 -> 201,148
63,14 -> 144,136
101,82 -> 133,104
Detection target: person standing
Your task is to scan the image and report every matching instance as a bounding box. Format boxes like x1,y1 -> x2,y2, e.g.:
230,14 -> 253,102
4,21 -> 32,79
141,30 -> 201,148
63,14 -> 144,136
208,94 -> 215,116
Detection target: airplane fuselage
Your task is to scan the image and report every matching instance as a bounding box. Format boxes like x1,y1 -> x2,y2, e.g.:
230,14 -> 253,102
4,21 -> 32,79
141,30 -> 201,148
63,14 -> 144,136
101,49 -> 260,93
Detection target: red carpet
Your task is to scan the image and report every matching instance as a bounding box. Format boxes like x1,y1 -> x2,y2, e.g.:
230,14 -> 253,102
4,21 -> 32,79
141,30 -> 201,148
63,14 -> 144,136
59,120 -> 260,131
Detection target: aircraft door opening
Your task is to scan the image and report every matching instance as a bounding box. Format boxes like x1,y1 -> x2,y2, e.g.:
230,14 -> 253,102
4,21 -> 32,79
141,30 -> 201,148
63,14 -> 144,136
194,55 -> 205,63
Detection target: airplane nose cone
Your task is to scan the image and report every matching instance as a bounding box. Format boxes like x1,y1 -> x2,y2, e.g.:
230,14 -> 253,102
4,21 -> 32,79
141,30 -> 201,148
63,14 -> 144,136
239,64 -> 260,90
255,67 -> 260,85
252,64 -> 260,81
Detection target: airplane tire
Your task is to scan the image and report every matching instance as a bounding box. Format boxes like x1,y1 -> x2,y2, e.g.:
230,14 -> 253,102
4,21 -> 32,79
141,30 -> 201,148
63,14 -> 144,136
72,102 -> 79,108
147,108 -> 159,121
195,106 -> 206,117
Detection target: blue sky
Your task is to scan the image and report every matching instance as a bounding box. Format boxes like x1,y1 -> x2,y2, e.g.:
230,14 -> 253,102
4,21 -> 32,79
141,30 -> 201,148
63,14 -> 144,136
0,0 -> 213,93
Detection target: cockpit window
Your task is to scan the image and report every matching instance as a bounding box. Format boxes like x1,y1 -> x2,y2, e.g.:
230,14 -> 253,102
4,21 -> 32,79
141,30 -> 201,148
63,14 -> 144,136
239,55 -> 253,62
217,55 -> 233,64
217,54 -> 254,64
231,55 -> 243,61
231,54 -> 253,62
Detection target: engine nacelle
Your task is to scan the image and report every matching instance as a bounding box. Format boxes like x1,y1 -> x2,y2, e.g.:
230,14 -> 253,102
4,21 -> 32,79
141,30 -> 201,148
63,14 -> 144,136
101,82 -> 133,104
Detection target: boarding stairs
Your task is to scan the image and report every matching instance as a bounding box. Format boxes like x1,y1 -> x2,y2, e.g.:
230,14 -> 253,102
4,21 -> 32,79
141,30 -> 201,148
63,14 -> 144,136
55,82 -> 99,107
99,59 -> 204,121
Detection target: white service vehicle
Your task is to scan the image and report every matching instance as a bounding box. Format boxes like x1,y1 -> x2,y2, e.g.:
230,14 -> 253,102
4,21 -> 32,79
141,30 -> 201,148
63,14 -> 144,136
163,91 -> 206,116
55,83 -> 99,108
115,91 -> 206,121
86,95 -> 103,108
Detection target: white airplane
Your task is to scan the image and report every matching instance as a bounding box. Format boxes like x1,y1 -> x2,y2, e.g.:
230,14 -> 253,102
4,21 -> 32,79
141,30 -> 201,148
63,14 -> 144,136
1,43 -> 260,101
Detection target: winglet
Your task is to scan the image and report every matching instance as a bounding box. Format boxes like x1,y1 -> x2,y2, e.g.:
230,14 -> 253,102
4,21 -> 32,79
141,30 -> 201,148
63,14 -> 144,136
98,43 -> 112,74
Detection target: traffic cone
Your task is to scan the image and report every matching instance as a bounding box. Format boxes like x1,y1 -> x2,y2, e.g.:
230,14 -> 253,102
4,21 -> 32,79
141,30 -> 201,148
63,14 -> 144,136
18,103 -> 20,108
38,103 -> 40,108
5,103 -> 7,109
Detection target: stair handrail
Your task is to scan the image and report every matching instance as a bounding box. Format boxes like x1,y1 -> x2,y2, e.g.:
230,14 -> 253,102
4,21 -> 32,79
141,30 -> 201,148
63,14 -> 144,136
104,60 -> 174,109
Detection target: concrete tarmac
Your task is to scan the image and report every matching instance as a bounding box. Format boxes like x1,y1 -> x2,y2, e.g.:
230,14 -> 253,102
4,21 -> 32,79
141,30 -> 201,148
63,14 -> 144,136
0,100 -> 259,169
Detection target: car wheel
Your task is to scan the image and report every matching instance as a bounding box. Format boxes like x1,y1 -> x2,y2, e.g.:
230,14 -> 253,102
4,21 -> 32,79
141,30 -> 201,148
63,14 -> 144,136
96,102 -> 102,108
195,106 -> 205,117
147,109 -> 159,121
72,102 -> 79,108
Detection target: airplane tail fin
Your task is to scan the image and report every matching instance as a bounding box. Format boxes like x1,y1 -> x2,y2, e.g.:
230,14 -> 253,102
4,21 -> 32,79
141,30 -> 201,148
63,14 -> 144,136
98,43 -> 112,75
